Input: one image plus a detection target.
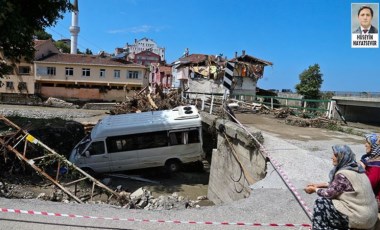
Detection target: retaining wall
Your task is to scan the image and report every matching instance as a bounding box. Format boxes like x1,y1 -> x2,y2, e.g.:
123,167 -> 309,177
201,112 -> 266,204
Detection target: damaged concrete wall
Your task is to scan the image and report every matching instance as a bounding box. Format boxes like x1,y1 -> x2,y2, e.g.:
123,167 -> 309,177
201,112 -> 266,205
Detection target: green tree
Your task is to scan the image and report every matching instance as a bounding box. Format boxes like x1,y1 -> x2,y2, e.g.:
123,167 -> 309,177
54,41 -> 70,53
295,64 -> 323,99
34,29 -> 53,40
0,0 -> 71,77
85,48 -> 93,55
295,64 -> 323,109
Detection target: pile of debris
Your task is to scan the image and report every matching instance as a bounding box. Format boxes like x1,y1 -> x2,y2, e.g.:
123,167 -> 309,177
273,107 -> 292,118
285,116 -> 339,128
44,97 -> 79,109
110,85 -> 185,115
119,188 -> 206,210
0,179 -> 207,210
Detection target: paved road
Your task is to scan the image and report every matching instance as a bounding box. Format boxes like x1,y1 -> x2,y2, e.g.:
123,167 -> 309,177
0,111 -> 376,230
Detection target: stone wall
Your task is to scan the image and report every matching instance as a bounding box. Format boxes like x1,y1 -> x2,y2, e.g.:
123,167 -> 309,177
0,93 -> 42,105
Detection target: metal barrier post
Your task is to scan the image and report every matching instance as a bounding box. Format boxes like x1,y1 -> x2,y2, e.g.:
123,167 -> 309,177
210,95 -> 214,114
271,98 -> 273,109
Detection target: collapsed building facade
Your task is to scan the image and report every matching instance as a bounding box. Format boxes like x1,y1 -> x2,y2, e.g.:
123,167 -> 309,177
171,51 -> 273,98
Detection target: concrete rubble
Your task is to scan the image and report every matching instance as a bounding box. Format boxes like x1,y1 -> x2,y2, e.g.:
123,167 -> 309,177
44,97 -> 79,109
0,178 -> 207,211
121,187 -> 205,210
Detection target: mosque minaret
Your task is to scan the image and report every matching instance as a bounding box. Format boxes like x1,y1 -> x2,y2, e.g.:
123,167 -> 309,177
69,0 -> 80,54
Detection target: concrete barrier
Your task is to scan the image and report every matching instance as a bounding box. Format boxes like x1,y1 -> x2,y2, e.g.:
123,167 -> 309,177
201,112 -> 266,204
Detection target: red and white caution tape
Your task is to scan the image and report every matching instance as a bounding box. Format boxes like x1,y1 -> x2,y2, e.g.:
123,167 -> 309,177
223,108 -> 314,220
1,207 -> 311,228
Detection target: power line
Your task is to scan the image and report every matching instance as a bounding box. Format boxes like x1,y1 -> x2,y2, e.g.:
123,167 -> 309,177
47,22 -> 107,54
55,21 -> 106,52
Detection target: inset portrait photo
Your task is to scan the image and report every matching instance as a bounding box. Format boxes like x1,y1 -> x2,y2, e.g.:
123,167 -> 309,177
351,3 -> 379,48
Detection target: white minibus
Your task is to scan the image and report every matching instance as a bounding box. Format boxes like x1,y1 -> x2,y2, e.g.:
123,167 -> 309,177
69,105 -> 204,174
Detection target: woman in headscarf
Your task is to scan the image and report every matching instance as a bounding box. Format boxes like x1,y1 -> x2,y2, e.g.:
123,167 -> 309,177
361,133 -> 380,211
304,145 -> 377,229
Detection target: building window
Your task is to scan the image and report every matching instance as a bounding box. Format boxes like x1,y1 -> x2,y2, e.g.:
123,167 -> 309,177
18,82 -> 27,91
100,69 -> 106,78
65,67 -> 74,76
6,81 -> 14,89
18,66 -> 30,75
47,67 -> 56,76
82,68 -> 90,77
114,70 -> 120,78
128,71 -> 139,79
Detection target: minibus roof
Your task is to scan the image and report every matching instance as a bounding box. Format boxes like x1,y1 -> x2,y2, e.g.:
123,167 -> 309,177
90,105 -> 202,139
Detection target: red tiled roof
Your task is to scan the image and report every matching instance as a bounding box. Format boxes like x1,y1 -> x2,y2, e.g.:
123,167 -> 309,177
34,39 -> 49,48
35,53 -> 146,68
179,54 -> 216,64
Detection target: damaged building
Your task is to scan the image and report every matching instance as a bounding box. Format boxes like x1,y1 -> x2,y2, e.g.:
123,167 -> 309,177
229,50 -> 273,97
171,50 -> 272,98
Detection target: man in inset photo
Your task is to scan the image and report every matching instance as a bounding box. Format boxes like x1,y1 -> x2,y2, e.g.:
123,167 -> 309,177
353,5 -> 378,34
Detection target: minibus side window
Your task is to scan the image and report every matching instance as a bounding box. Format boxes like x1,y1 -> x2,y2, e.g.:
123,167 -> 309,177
188,129 -> 200,143
169,129 -> 200,145
169,132 -> 182,145
106,135 -> 136,153
87,141 -> 105,155
136,131 -> 167,149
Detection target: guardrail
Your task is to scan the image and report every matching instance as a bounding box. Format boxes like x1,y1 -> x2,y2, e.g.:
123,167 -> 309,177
183,91 -> 334,117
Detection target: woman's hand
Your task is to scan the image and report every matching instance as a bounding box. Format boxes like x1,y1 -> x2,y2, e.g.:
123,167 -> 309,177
304,185 -> 317,194
306,182 -> 328,188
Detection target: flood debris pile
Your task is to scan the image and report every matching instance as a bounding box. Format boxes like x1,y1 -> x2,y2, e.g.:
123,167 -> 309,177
115,188 -> 205,210
110,85 -> 185,115
0,179 -> 206,210
44,97 -> 79,109
285,116 -> 340,129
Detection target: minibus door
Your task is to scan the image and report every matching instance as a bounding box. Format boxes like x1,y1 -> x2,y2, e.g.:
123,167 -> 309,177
83,141 -> 111,173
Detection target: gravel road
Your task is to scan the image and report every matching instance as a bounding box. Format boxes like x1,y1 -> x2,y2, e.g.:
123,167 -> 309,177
0,104 -> 378,229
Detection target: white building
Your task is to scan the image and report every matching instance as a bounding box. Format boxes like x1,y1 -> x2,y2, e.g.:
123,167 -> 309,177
121,37 -> 165,61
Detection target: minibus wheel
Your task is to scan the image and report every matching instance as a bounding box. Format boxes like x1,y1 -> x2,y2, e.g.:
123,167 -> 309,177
165,159 -> 181,173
